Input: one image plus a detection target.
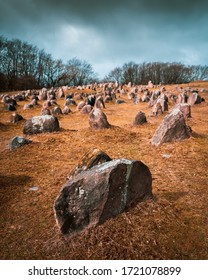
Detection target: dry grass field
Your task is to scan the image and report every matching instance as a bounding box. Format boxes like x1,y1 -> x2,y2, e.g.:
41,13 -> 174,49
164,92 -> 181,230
0,81 -> 208,260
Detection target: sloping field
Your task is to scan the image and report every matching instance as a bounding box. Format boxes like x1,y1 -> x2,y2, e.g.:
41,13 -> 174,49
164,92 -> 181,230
0,82 -> 208,259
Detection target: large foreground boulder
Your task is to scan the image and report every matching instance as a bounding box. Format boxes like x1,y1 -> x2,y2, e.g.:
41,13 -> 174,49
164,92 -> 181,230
23,115 -> 60,135
151,108 -> 191,146
89,108 -> 111,129
54,158 -> 152,235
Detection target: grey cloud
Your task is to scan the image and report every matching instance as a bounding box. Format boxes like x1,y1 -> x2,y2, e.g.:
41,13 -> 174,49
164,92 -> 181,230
0,0 -> 208,78
2,0 -> 208,28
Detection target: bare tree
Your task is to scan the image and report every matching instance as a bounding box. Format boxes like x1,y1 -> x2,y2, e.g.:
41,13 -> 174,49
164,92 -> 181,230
104,67 -> 123,83
122,62 -> 139,84
1,35 -> 208,91
189,65 -> 208,81
65,58 -> 96,86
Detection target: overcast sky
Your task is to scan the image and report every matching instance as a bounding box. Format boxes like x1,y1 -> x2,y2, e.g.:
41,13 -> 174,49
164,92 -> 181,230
0,0 -> 208,78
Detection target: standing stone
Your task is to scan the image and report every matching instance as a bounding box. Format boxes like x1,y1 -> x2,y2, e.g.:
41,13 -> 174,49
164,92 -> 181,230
14,93 -> 26,101
62,106 -> 71,114
3,97 -> 17,106
172,103 -> 191,119
177,93 -> 188,104
41,108 -> 51,116
151,90 -> 161,101
47,90 -> 56,100
89,109 -> 111,129
10,112 -> 24,123
1,95 -> 9,103
80,105 -> 93,114
188,92 -> 202,105
148,80 -> 154,88
151,108 -> 191,146
30,98 -> 38,106
133,111 -> 147,125
133,95 -> 139,104
159,94 -> 168,112
9,136 -> 32,151
104,95 -> 113,103
86,95 -> 95,107
111,92 -> 117,100
23,103 -> 33,110
148,98 -> 157,108
74,93 -> 83,101
77,101 -> 86,110
50,100 -> 58,106
52,106 -> 63,116
141,92 -> 150,102
150,101 -> 163,116
65,98 -> 77,106
95,96 -> 105,109
38,88 -> 47,100
116,99 -> 125,104
4,103 -> 16,111
42,100 -> 51,109
57,87 -> 65,98
23,115 -> 60,135
128,92 -> 135,100
54,158 -> 152,235
68,147 -> 112,178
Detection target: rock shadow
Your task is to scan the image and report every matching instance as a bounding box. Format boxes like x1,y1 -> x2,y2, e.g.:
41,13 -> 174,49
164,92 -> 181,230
162,191 -> 188,202
0,174 -> 32,188
191,132 -> 208,139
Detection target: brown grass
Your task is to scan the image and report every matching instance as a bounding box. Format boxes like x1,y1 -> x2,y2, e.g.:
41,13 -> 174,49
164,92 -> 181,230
0,82 -> 208,259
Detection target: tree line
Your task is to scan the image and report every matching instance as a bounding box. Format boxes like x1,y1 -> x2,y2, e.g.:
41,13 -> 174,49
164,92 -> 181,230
0,35 -> 208,91
0,36 -> 97,91
104,61 -> 208,85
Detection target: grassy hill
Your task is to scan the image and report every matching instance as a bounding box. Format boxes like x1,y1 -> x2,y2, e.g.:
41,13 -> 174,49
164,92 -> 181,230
0,82 -> 208,259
